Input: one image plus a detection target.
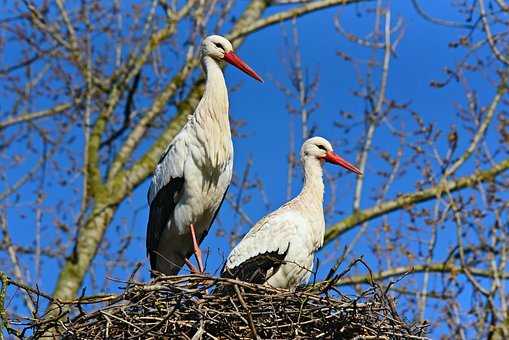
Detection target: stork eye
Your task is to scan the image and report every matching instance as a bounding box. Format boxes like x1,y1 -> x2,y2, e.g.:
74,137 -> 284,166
214,42 -> 224,50
317,145 -> 327,151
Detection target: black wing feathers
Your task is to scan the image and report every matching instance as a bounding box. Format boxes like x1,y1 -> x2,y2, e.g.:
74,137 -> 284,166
146,177 -> 184,270
222,243 -> 290,284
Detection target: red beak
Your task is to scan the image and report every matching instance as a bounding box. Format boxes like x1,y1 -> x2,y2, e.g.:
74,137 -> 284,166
324,151 -> 362,175
223,51 -> 263,82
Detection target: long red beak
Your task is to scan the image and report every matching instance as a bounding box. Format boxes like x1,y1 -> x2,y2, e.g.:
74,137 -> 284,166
223,51 -> 263,82
324,151 -> 362,175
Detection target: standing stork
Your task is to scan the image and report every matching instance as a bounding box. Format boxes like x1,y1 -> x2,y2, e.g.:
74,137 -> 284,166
222,137 -> 361,290
147,35 -> 263,276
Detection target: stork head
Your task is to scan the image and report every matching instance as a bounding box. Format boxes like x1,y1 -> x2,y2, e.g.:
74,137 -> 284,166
201,35 -> 263,82
301,137 -> 362,175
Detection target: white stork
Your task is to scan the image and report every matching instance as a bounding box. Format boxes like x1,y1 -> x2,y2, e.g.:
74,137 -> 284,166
222,137 -> 361,289
147,35 -> 263,276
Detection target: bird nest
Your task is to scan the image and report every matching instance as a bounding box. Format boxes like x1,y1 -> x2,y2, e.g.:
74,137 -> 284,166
21,272 -> 429,339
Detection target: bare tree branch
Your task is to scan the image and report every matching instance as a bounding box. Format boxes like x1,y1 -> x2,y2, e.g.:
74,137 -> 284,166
336,263 -> 509,286
0,103 -> 72,130
0,213 -> 36,315
324,158 -> 509,245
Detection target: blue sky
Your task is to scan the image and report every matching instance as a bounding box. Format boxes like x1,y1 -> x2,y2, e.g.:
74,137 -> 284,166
1,1 -> 503,337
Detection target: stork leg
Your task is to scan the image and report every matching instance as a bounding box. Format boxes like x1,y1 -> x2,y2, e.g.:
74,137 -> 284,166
189,223 -> 205,273
184,258 -> 199,274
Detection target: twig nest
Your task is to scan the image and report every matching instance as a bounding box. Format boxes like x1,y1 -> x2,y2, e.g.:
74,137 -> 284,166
29,275 -> 428,339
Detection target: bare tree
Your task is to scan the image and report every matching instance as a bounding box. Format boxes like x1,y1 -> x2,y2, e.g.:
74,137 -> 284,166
0,0 -> 507,338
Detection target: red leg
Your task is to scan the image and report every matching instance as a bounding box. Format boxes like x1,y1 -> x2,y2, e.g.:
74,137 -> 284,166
189,223 -> 205,273
184,258 -> 199,274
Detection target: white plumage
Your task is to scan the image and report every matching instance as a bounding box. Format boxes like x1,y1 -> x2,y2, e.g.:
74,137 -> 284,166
222,137 -> 361,289
146,35 -> 262,276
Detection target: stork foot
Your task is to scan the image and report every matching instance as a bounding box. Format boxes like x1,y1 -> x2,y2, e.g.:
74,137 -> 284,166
189,223 -> 205,274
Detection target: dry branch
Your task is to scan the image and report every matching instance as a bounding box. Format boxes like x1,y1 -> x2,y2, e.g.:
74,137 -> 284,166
324,158 -> 509,244
0,103 -> 72,130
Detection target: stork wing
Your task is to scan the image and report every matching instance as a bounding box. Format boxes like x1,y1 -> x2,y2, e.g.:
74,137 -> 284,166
222,244 -> 290,284
146,177 -> 184,269
222,211 -> 299,283
147,139 -> 186,206
146,138 -> 186,269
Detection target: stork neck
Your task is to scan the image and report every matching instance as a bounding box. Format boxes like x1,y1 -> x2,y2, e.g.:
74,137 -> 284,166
200,55 -> 228,115
298,158 -> 325,206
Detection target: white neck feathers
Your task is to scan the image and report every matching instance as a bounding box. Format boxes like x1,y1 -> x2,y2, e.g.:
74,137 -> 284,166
299,157 -> 325,204
198,56 -> 229,119
191,55 -> 232,166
